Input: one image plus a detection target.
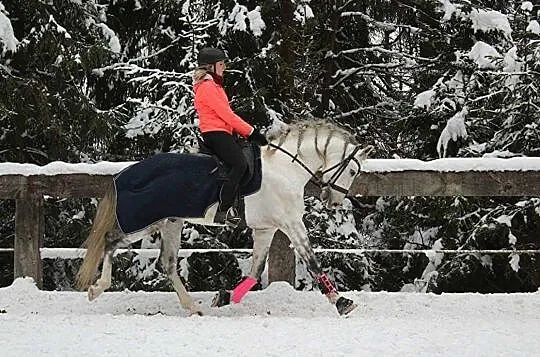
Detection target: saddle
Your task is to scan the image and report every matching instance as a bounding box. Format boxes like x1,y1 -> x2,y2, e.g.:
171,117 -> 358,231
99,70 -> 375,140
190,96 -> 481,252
197,137 -> 259,222
197,136 -> 257,186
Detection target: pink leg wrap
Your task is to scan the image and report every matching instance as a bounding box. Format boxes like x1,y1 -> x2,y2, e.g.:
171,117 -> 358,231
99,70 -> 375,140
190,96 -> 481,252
231,277 -> 257,303
316,273 -> 337,295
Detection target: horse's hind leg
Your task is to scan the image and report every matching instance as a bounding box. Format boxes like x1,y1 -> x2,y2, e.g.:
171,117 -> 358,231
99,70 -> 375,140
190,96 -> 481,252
88,248 -> 113,301
280,219 -> 357,316
88,227 -> 124,301
159,219 -> 200,315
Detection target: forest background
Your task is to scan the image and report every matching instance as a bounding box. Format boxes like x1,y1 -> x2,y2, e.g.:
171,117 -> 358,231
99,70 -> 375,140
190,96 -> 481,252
1,0 -> 539,294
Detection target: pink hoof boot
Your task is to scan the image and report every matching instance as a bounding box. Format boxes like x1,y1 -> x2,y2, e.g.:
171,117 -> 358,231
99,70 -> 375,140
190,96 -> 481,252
231,277 -> 257,304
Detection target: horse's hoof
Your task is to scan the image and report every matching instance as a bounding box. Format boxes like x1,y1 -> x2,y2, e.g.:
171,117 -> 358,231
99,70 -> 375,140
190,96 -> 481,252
336,296 -> 357,316
190,310 -> 203,317
211,289 -> 231,308
88,286 -> 100,301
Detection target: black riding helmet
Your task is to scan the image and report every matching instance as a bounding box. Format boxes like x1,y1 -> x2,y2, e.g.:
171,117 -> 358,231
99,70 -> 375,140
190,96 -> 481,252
197,47 -> 227,67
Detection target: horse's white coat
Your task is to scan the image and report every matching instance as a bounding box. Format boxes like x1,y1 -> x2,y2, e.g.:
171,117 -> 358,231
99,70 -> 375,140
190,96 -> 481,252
90,123 -> 370,314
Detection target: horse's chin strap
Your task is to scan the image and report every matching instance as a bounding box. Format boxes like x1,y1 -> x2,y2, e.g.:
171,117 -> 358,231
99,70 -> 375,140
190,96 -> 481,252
267,142 -> 362,195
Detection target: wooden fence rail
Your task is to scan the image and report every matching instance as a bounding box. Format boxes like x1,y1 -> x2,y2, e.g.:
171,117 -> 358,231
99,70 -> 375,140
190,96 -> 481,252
1,158 -> 540,288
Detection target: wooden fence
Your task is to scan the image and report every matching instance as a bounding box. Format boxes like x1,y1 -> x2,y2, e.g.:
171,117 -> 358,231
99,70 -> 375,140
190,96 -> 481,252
1,158 -> 540,288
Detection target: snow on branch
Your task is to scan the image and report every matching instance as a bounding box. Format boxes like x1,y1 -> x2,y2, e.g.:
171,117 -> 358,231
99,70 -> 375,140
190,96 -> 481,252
337,46 -> 440,64
439,1 -> 512,38
341,11 -> 420,33
0,4 -> 18,54
294,2 -> 314,25
467,41 -> 501,69
437,107 -> 468,158
220,4 -> 266,37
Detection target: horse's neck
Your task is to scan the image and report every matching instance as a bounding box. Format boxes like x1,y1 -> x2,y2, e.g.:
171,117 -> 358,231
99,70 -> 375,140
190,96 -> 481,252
263,131 -> 343,188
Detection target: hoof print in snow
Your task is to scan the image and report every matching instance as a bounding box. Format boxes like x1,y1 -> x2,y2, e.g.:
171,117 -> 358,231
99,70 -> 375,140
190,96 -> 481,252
145,310 -> 164,316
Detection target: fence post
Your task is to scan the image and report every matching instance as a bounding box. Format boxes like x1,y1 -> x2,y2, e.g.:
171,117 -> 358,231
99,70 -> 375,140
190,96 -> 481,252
14,195 -> 44,288
268,230 -> 296,286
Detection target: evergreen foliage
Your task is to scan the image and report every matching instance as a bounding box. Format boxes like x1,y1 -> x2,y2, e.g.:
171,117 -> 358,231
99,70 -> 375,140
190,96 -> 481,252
0,0 -> 539,292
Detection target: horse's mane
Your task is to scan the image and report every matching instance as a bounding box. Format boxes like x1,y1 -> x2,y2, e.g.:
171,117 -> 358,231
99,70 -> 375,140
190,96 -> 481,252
267,120 -> 358,161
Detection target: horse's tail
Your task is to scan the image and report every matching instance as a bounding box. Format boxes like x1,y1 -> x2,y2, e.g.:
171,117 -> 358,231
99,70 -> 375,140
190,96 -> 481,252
76,183 -> 117,290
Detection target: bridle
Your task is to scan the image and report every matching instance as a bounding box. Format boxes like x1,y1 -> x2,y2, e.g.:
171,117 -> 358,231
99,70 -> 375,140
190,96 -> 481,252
267,143 -> 364,195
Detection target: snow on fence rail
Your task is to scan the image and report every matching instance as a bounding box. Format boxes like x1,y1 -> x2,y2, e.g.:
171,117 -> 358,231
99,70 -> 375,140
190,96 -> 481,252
1,157 -> 540,288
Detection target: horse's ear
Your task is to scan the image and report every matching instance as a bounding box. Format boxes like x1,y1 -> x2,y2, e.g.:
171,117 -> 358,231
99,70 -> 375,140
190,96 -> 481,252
357,145 -> 374,161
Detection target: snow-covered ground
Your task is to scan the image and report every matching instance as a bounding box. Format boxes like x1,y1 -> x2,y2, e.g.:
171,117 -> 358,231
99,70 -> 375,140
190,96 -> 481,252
0,278 -> 538,356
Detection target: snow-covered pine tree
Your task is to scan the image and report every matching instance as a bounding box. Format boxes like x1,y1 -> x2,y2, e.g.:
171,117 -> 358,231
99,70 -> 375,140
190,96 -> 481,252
363,0 -> 540,292
0,0 -> 120,163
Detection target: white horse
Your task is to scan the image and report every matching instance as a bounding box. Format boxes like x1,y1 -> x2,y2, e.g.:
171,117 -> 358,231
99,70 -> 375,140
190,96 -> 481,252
76,121 -> 372,316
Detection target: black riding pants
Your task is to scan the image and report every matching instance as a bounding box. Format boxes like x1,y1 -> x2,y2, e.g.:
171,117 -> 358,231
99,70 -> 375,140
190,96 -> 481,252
202,131 -> 248,210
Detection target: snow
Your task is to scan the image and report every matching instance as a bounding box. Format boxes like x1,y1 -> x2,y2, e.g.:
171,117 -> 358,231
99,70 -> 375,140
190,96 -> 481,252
509,253 -> 520,272
0,2 -> 18,54
364,156 -> 540,172
225,4 -> 266,37
413,89 -> 436,109
527,20 -> 540,35
503,47 -> 523,90
439,1 -> 512,37
247,6 -> 266,37
437,107 -> 468,157
467,41 -> 501,69
294,3 -> 315,25
469,9 -> 512,36
0,161 -> 134,176
4,155 -> 540,178
49,15 -> 71,39
95,22 -> 121,54
326,199 -> 358,238
0,278 -> 538,356
521,2 -> 534,12
439,0 -> 460,22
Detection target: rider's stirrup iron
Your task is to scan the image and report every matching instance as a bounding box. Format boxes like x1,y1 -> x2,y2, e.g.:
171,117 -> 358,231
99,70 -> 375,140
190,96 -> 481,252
214,207 -> 241,227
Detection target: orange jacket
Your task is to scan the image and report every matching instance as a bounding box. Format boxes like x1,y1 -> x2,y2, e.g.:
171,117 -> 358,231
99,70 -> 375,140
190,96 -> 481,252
194,76 -> 253,137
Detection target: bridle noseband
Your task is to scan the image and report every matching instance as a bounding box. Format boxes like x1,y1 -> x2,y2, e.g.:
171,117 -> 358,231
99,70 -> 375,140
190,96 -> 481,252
267,143 -> 363,195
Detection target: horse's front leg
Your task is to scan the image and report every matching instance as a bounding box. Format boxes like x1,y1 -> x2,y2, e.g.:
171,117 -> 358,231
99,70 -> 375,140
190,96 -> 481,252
212,227 -> 276,307
281,220 -> 357,316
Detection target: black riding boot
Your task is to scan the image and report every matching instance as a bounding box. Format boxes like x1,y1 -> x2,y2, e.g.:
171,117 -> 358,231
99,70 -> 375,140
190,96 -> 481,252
201,131 -> 247,227
214,187 -> 241,226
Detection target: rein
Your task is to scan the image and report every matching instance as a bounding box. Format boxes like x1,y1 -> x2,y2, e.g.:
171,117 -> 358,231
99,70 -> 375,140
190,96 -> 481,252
267,142 -> 362,195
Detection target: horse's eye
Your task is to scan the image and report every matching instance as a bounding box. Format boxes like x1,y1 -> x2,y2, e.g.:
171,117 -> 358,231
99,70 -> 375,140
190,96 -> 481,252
349,168 -> 357,176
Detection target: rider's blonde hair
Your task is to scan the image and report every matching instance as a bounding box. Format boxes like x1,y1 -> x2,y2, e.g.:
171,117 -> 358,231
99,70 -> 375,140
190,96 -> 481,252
193,65 -> 213,82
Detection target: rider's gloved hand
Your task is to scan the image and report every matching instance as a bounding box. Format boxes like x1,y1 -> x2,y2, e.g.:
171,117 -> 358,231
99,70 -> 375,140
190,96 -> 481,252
248,130 -> 269,146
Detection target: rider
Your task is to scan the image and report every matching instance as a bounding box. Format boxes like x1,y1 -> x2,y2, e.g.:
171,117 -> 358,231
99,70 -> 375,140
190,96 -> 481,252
193,47 -> 268,225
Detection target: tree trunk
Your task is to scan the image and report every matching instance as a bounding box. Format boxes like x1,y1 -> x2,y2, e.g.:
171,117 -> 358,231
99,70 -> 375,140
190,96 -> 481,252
278,0 -> 295,106
318,4 -> 340,116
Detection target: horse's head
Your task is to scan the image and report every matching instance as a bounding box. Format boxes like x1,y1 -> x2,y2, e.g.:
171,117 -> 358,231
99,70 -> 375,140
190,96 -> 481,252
320,144 -> 373,209
266,120 -> 373,209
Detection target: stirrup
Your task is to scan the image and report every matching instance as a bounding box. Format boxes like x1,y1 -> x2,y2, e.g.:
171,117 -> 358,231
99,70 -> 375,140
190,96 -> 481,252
214,207 -> 241,227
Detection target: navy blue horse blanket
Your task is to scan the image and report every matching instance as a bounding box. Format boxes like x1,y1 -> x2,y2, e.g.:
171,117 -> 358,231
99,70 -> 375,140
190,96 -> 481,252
114,147 -> 262,234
